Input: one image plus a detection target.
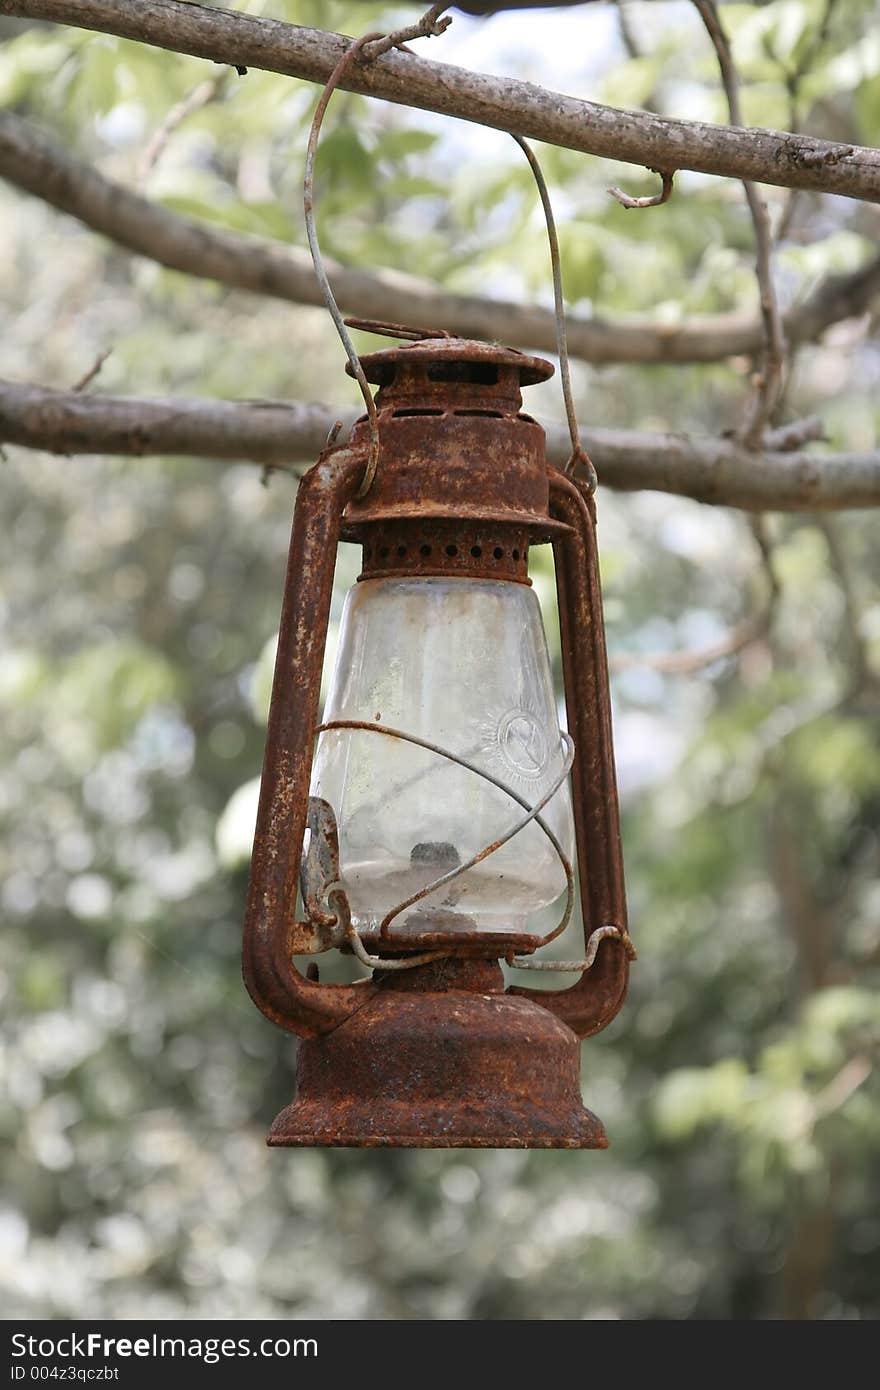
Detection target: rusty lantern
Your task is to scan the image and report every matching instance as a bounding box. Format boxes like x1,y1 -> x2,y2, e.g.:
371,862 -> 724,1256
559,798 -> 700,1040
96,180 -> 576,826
243,331 -> 634,1148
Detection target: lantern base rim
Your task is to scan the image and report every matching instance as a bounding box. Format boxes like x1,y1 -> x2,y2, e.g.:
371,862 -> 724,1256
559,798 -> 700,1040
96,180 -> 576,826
267,1106 -> 607,1150
270,1132 -> 605,1150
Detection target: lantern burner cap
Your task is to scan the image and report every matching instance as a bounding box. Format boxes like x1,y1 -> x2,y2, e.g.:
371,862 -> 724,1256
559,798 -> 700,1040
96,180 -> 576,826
347,336 -> 555,389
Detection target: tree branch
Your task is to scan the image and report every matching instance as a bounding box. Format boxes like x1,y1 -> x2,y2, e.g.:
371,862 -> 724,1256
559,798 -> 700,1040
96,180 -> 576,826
607,168 -> 675,210
815,515 -> 876,694
773,0 -> 840,244
70,348 -> 111,392
1,0 -> 876,201
612,514 -> 778,674
2,378 -> 879,512
137,68 -> 231,180
769,798 -> 839,993
614,0 -> 642,62
2,112 -> 878,369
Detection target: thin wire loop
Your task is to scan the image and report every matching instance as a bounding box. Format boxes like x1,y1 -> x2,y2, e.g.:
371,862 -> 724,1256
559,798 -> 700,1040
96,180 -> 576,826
327,884 -> 450,971
511,135 -> 597,492
510,923 -> 636,972
316,720 -> 575,947
380,731 -> 573,936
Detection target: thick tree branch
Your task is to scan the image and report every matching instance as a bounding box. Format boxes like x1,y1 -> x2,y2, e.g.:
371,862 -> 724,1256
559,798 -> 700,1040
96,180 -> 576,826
2,378 -> 878,512
2,112 -> 878,369
2,0 -> 876,202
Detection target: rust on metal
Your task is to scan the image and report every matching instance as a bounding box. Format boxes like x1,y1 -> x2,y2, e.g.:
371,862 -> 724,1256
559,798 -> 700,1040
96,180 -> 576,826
301,797 -> 342,929
269,957 -> 608,1149
350,336 -> 554,387
508,469 -> 631,1038
358,518 -> 533,585
242,334 -> 632,1146
242,445 -> 378,1038
342,341 -> 567,542
343,315 -> 452,341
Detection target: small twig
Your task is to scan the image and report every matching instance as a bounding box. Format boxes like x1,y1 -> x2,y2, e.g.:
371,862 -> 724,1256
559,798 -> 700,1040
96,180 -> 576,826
781,0 -> 840,139
614,0 -> 641,61
608,168 -> 675,210
693,1 -> 787,448
71,348 -> 112,392
774,1 -> 840,244
815,515 -> 875,694
612,514 -> 778,676
763,415 -> 827,452
800,1056 -> 873,1134
771,1050 -> 872,1145
138,70 -> 231,180
362,4 -> 452,61
814,1055 -> 872,1120
611,613 -> 768,675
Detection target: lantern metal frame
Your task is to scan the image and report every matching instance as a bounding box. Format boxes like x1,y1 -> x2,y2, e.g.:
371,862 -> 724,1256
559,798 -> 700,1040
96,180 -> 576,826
242,334 -> 634,1148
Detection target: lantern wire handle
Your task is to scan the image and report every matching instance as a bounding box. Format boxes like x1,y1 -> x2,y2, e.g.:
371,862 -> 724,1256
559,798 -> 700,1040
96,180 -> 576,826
303,11 -> 452,498
316,721 -> 576,950
304,19 -> 597,496
510,135 -> 596,490
304,33 -> 383,497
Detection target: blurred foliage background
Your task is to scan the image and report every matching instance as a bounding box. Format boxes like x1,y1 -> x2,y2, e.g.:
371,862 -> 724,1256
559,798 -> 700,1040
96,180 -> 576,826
1,0 -> 879,1320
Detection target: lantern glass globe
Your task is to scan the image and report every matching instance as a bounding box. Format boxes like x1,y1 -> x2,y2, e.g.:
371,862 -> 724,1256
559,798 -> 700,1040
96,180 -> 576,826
310,575 -> 574,938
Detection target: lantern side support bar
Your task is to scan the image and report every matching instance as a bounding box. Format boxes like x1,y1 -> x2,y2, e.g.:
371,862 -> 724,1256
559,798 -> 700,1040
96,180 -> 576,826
507,469 -> 631,1039
243,446 -> 379,1039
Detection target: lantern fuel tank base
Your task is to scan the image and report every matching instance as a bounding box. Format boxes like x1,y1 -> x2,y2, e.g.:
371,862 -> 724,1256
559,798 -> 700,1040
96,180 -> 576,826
267,967 -> 607,1150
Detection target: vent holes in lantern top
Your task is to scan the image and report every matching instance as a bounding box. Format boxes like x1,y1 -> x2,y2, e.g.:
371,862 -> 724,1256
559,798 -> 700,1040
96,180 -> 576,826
426,361 -> 498,385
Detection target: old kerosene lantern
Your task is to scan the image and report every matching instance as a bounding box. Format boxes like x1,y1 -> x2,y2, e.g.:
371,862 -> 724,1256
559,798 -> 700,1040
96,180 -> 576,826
243,323 -> 634,1148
